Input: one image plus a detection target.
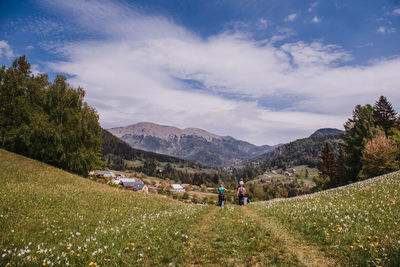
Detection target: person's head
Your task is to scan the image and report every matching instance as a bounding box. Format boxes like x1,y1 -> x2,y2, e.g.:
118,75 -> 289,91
220,184 -> 223,188
239,181 -> 244,186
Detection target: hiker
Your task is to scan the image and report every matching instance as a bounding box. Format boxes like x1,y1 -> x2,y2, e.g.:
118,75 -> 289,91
218,184 -> 226,207
237,181 -> 246,206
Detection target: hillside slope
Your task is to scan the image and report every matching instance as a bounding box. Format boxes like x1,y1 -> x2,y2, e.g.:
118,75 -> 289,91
2,149 -> 398,266
255,130 -> 343,168
108,122 -> 273,166
0,149 -> 311,266
249,171 -> 400,266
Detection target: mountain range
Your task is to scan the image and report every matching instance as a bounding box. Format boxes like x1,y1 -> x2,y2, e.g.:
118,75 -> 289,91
107,122 -> 274,166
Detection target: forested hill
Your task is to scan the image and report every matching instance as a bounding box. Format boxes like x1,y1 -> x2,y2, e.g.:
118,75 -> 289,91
255,129 -> 343,168
102,129 -> 198,168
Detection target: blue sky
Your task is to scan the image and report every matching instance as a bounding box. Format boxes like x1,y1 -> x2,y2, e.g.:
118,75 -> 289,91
1,0 -> 400,145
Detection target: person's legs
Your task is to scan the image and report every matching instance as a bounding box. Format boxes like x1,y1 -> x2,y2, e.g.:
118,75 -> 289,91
221,200 -> 224,207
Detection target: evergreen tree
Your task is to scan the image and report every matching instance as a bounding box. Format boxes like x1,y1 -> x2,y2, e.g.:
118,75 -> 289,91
336,147 -> 347,186
315,142 -> 337,190
341,104 -> 377,182
373,96 -> 397,135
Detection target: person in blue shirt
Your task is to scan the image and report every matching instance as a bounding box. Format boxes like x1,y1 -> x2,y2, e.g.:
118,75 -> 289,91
218,184 -> 227,207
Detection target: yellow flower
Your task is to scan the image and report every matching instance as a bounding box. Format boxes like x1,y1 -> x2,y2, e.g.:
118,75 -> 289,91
89,262 -> 94,266
77,254 -> 80,257
350,245 -> 354,249
84,249 -> 88,252
125,247 -> 129,250
67,246 -> 71,250
42,263 -> 46,266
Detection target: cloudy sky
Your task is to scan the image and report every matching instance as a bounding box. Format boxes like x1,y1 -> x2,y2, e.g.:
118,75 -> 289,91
1,0 -> 400,145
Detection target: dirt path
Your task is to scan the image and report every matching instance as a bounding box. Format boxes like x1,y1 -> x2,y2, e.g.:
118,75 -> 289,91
243,207 -> 337,267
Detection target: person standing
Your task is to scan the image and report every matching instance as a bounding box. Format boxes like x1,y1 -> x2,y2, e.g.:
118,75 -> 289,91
237,181 -> 246,206
218,184 -> 226,207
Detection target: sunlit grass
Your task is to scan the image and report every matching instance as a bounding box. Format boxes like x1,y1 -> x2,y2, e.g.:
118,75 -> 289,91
250,171 -> 400,266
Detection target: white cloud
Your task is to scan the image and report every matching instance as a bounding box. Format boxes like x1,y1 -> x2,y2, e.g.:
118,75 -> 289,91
312,17 -> 320,23
42,0 -> 400,145
393,8 -> 400,15
259,18 -> 267,26
377,26 -> 396,34
308,2 -> 319,12
0,40 -> 14,59
284,13 -> 298,22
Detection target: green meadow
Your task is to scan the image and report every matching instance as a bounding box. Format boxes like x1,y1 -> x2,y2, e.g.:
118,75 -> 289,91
1,149 -> 399,266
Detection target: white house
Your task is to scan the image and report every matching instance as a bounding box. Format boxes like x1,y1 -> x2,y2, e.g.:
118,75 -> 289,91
171,184 -> 185,192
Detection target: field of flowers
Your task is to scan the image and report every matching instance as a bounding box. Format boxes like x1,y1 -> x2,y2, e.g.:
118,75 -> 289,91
249,171 -> 400,266
0,150 -> 209,266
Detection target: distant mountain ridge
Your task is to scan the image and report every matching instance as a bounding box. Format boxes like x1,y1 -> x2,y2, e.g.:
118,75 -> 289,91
309,128 -> 344,138
108,122 -> 273,166
253,128 -> 344,168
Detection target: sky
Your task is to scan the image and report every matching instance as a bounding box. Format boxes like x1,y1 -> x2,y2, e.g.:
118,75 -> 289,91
1,0 -> 400,146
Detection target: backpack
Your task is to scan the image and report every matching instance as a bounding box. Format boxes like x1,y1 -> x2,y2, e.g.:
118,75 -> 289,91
239,186 -> 245,197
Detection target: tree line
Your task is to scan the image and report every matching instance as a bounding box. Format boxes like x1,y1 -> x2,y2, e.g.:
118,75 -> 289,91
0,56 -> 103,176
316,96 -> 400,190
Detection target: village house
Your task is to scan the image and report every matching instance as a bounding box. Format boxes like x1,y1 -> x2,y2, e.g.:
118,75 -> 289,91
121,180 -> 148,192
112,178 -> 136,186
171,184 -> 185,192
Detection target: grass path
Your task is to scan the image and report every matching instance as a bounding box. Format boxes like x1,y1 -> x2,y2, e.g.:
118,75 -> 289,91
183,204 -> 337,266
243,207 -> 337,267
184,205 -> 303,266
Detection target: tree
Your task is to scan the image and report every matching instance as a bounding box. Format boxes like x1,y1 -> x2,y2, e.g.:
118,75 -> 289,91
315,142 -> 337,190
336,147 -> 347,186
0,56 -> 103,176
373,96 -> 397,135
359,134 -> 399,179
341,104 -> 377,182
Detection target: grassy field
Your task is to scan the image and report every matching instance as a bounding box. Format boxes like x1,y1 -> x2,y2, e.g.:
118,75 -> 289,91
249,172 -> 400,266
1,149 -> 399,266
249,165 -> 318,187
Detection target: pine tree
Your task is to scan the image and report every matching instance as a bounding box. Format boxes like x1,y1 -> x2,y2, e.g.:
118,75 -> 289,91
316,142 -> 338,190
373,96 -> 397,135
336,147 -> 347,186
342,104 -> 377,182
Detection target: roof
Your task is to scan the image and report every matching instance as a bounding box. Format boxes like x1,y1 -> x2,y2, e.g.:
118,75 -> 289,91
122,180 -> 146,191
118,178 -> 136,183
171,184 -> 184,189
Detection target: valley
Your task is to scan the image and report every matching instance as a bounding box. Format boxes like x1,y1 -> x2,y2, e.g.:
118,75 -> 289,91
1,149 -> 399,266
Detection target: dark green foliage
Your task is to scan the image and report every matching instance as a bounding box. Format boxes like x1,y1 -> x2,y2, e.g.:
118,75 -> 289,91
341,104 -> 377,181
0,56 -> 102,176
315,142 -> 337,190
258,134 -> 342,170
373,95 -> 397,135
